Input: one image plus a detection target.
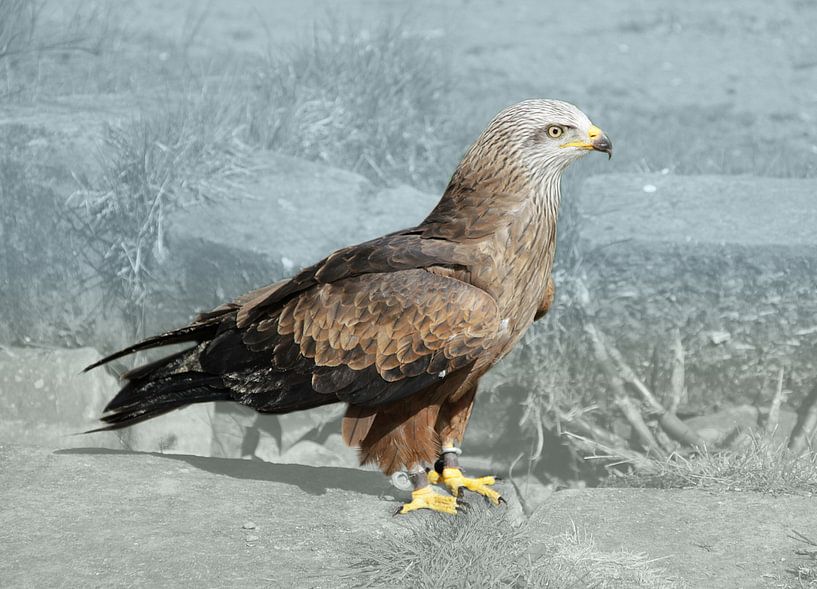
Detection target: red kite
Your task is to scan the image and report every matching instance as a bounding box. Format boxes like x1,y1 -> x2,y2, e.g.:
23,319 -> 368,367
88,99 -> 612,514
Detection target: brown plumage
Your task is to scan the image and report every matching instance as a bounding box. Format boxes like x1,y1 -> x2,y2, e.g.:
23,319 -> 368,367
88,99 -> 611,495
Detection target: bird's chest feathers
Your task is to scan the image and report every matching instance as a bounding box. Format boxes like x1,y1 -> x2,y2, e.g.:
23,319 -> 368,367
484,195 -> 556,332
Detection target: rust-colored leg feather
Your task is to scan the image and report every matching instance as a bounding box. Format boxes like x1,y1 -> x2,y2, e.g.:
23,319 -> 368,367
351,367 -> 473,475
341,405 -> 377,449
436,384 -> 478,447
358,392 -> 443,475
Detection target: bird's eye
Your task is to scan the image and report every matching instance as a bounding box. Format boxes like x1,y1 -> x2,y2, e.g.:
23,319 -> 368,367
547,125 -> 564,139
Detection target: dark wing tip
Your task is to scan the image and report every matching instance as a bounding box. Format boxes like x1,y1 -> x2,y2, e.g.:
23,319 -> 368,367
82,349 -> 129,373
83,359 -> 104,373
82,424 -> 114,434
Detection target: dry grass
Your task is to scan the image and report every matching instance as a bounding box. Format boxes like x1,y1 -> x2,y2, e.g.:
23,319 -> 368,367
2,4 -> 462,192
790,530 -> 817,588
243,20 -> 462,190
602,431 -> 817,495
342,504 -> 676,589
54,14 -> 459,328
0,0 -> 38,61
0,0 -> 119,99
66,82 -> 254,327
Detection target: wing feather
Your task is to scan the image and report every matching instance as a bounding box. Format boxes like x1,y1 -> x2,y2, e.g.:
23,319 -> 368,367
234,232 -> 477,328
89,231 -> 496,418
214,268 -> 499,411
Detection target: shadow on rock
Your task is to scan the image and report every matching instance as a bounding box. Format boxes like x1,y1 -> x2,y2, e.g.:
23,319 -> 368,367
55,447 -> 386,497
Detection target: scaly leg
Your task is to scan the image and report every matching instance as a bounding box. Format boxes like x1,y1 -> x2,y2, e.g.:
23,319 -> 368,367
397,464 -> 461,515
431,383 -> 504,505
427,446 -> 504,505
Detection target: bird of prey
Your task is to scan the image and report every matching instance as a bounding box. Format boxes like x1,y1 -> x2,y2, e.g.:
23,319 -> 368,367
87,99 -> 612,515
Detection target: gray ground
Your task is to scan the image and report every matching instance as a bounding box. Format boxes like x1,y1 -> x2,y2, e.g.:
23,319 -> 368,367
534,488 -> 817,588
1,444 -> 813,588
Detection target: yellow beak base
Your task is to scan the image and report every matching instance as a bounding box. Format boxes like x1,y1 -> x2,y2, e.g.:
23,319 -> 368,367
561,125 -> 612,158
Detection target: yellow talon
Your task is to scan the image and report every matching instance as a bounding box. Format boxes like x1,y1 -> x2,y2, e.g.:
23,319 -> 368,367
398,485 -> 459,515
439,467 -> 502,505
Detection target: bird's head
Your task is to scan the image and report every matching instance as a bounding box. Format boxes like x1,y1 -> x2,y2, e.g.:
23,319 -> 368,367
461,99 -> 612,188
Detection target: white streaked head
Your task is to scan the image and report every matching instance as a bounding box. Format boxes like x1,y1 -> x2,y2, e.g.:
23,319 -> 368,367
470,99 -> 612,180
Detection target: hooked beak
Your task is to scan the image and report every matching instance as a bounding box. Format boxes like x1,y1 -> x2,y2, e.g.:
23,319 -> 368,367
561,125 -> 613,159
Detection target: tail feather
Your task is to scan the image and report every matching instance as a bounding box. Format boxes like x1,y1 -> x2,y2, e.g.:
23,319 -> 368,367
87,384 -> 231,433
120,347 -> 197,381
89,356 -> 231,432
84,318 -> 222,373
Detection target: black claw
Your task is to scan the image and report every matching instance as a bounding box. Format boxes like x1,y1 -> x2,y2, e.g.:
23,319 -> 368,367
456,498 -> 472,511
494,476 -> 504,481
393,505 -> 404,517
498,496 -> 507,505
434,458 -> 445,476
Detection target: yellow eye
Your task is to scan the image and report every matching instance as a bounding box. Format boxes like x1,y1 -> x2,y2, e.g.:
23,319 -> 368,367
547,125 -> 564,139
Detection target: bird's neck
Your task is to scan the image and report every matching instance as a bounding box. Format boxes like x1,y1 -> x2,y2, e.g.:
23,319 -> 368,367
419,164 -> 562,323
421,161 -> 563,241
532,171 -> 562,222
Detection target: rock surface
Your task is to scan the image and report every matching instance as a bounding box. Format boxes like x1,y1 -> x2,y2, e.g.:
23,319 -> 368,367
577,174 -> 817,249
0,347 -> 112,429
0,444 -> 519,588
532,487 -> 817,588
683,404 -> 760,445
1,444 -> 812,588
0,444 -> 394,587
574,173 -> 817,412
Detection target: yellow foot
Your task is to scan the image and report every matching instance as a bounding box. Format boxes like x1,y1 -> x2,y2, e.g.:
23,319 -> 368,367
397,486 -> 460,515
429,467 -> 503,505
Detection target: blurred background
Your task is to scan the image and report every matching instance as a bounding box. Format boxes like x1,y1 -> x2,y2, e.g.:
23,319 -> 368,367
1,0 -> 816,499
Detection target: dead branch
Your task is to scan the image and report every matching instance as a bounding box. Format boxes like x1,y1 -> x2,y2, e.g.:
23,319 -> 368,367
657,407 -> 707,449
585,321 -> 705,450
563,432 -> 658,473
583,321 -> 666,457
556,410 -> 628,450
617,394 -> 667,458
668,328 -> 686,415
766,367 -> 786,434
789,387 -> 817,455
603,334 -> 665,413
654,427 -> 680,455
576,276 -> 703,450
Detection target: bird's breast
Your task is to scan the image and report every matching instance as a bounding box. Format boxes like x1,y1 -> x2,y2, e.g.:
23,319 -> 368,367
474,197 -> 556,350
